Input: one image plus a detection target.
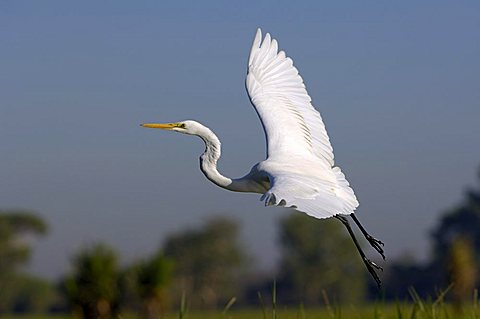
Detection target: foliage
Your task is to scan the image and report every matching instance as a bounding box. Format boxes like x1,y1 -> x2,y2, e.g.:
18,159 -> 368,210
385,169 -> 480,301
448,237 -> 477,308
117,253 -> 174,318
117,264 -> 142,313
0,273 -> 57,314
62,243 -> 120,319
0,210 -> 48,313
276,213 -> 367,305
136,253 -> 174,318
431,172 -> 480,276
0,211 -> 47,274
163,217 -> 250,308
383,257 -> 438,300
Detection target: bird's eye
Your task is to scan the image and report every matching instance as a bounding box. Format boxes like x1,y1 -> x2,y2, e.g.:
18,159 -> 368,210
178,123 -> 186,129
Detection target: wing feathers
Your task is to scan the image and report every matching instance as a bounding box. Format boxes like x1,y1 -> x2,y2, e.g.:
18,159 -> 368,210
247,29 -> 358,218
262,165 -> 359,219
246,29 -> 334,164
248,29 -> 262,66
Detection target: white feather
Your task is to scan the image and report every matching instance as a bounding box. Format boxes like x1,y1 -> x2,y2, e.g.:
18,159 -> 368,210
246,28 -> 359,218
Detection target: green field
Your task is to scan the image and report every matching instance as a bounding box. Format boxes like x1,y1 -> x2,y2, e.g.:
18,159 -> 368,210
1,303 -> 479,319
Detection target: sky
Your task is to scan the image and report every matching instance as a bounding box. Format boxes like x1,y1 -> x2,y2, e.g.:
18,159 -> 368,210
1,1 -> 479,279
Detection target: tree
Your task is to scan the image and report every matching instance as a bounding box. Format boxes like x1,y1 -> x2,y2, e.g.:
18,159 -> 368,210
136,253 -> 174,319
277,213 -> 366,305
63,243 -> 120,319
430,170 -> 480,289
118,265 -> 142,313
385,167 -> 480,300
383,256 -> 438,300
163,217 -> 249,308
8,274 -> 57,313
0,210 -> 48,313
448,236 -> 476,309
117,253 -> 173,318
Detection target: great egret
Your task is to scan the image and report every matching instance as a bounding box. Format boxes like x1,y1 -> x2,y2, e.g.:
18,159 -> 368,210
142,29 -> 385,287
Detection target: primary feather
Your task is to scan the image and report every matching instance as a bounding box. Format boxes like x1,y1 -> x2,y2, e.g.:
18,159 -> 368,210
246,28 -> 359,219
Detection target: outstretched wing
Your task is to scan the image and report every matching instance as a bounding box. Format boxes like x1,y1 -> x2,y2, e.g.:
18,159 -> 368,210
246,29 -> 358,218
246,28 -> 334,166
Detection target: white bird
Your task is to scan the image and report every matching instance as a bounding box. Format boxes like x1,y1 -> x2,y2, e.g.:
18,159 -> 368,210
142,29 -> 385,287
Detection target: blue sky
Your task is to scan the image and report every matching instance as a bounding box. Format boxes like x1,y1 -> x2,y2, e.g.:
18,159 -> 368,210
1,0 -> 479,278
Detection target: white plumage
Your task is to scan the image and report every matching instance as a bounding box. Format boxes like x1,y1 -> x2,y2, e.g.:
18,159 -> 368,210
141,28 -> 384,287
247,29 -> 359,218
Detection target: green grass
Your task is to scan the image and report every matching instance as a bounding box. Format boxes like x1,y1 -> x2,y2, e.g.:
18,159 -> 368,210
2,288 -> 480,319
167,304 -> 478,319
1,303 -> 479,319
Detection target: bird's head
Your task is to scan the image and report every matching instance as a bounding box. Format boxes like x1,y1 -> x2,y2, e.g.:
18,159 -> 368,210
140,120 -> 205,136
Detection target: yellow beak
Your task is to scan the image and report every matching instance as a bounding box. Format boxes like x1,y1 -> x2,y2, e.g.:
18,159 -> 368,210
140,123 -> 177,130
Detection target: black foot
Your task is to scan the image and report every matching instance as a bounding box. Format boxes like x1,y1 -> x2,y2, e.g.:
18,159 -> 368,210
363,257 -> 383,289
366,234 -> 385,260
351,214 -> 386,261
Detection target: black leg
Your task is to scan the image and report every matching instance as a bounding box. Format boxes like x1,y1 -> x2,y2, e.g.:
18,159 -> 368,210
351,214 -> 385,260
335,215 -> 383,289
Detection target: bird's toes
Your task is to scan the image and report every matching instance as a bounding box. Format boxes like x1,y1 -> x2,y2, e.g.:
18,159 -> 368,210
366,235 -> 386,259
372,243 -> 386,260
364,257 -> 383,272
364,261 -> 382,289
370,260 -> 383,272
367,235 -> 385,247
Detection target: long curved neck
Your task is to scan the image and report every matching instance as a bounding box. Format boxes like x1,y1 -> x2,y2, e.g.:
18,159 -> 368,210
197,126 -> 252,192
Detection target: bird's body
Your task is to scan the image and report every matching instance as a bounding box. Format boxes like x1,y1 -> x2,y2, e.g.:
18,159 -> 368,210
196,119 -> 358,218
141,29 -> 385,287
